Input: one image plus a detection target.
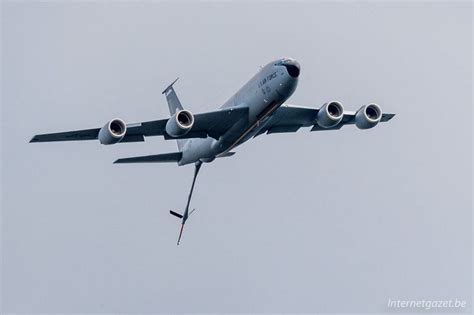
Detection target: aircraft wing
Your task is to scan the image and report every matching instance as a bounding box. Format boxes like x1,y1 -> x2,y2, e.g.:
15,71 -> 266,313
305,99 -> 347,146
254,104 -> 395,136
30,107 -> 249,143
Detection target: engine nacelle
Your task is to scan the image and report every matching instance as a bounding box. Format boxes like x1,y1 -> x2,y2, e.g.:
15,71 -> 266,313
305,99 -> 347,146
98,118 -> 127,145
165,109 -> 194,137
355,103 -> 382,129
316,101 -> 344,128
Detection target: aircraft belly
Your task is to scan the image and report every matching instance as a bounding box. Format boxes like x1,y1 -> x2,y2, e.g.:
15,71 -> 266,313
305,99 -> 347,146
179,138 -> 215,165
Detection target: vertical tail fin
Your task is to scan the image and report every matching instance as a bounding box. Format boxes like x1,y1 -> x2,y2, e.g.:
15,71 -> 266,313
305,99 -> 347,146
162,78 -> 186,151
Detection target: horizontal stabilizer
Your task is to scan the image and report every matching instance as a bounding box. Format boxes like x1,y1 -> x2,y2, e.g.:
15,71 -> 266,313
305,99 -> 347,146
114,152 -> 182,164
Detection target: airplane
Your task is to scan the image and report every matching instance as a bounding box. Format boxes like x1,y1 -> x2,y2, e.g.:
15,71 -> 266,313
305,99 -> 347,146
30,57 -> 395,244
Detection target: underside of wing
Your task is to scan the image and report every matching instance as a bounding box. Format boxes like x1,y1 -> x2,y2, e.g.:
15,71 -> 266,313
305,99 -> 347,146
255,103 -> 395,136
30,128 -> 145,143
124,106 -> 249,140
258,106 -> 318,135
191,107 -> 249,139
30,128 -> 100,142
30,107 -> 249,144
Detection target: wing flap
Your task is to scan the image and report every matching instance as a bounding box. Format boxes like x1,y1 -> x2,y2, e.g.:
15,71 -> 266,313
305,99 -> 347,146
311,123 -> 345,131
120,134 -> 145,142
125,120 -> 167,137
267,125 -> 302,134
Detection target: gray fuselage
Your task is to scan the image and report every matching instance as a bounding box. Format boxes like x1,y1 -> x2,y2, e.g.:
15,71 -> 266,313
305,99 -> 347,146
179,58 -> 300,165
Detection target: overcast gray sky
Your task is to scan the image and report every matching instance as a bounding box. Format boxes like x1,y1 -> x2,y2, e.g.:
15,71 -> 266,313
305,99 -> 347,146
2,1 -> 472,313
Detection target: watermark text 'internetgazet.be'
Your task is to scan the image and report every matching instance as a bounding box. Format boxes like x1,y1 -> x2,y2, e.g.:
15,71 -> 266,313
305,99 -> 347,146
388,298 -> 467,310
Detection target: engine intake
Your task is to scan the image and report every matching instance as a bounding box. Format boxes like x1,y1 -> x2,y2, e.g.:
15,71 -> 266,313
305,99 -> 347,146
355,103 -> 382,129
316,101 -> 344,128
165,109 -> 194,137
98,118 -> 126,145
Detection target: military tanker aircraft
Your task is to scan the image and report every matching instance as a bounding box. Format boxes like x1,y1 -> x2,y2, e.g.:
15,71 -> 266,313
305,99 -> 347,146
31,58 -> 395,244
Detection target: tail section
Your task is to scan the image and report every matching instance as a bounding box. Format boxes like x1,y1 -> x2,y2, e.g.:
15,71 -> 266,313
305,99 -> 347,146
162,77 -> 183,115
162,78 -> 187,151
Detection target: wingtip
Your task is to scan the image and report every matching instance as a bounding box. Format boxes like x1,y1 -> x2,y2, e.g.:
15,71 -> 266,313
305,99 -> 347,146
29,136 -> 38,143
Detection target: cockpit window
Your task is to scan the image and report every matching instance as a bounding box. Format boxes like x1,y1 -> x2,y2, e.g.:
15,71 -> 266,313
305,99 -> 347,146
274,59 -> 300,77
274,58 -> 291,66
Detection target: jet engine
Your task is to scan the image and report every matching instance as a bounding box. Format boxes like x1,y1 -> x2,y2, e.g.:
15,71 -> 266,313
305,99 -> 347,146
98,118 -> 127,145
316,101 -> 344,128
165,109 -> 194,137
355,103 -> 382,129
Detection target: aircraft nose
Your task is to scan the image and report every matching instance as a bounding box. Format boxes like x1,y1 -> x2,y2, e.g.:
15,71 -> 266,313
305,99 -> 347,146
283,60 -> 300,78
